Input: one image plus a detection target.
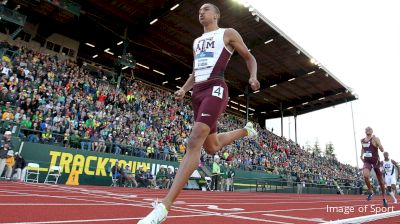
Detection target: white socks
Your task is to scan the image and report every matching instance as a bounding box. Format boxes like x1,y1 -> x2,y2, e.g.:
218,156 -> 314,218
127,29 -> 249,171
389,191 -> 397,203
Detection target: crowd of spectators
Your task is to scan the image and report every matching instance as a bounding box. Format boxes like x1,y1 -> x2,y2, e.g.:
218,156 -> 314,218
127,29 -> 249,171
110,160 -> 176,189
0,42 -> 357,186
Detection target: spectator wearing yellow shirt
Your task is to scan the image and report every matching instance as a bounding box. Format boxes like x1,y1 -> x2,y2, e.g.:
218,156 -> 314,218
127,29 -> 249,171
4,150 -> 15,180
2,108 -> 14,121
179,143 -> 186,154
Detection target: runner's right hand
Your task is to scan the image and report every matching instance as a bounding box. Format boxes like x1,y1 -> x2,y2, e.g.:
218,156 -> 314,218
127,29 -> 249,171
175,89 -> 186,100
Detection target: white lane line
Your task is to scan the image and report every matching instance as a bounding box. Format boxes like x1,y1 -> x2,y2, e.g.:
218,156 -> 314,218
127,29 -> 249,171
4,182 -> 380,224
0,214 -> 214,224
1,184 -> 295,223
264,214 -> 327,223
325,210 -> 400,224
0,203 -> 127,206
223,203 -> 381,215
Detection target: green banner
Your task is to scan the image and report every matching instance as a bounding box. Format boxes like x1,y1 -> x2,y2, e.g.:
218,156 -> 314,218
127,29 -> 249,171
20,142 -> 179,186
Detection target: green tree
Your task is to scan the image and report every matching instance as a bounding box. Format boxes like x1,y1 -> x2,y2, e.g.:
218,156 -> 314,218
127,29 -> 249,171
325,142 -> 336,159
305,141 -> 312,153
313,139 -> 321,157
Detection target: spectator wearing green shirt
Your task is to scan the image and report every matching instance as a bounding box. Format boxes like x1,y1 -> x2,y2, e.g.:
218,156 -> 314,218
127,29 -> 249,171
156,166 -> 169,189
220,163 -> 228,191
226,164 -> 235,192
212,155 -> 221,191
69,130 -> 80,149
21,116 -> 32,129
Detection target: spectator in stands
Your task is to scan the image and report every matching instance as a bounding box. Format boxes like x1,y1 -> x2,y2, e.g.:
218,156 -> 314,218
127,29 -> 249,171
156,166 -> 169,189
135,165 -> 147,187
144,167 -> 156,188
226,164 -> 235,192
69,130 -> 80,149
0,131 -> 13,178
296,173 -> 304,194
110,160 -> 121,186
2,107 -> 14,121
167,167 -> 176,188
121,164 -> 137,188
12,152 -> 27,181
212,155 -> 221,191
4,150 -> 15,180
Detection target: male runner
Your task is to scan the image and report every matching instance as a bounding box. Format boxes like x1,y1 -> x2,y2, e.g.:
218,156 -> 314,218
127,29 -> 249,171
360,126 -> 388,207
138,3 -> 260,223
382,152 -> 399,204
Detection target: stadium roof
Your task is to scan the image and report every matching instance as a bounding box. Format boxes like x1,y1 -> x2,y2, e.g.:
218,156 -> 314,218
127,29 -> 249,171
11,0 -> 357,121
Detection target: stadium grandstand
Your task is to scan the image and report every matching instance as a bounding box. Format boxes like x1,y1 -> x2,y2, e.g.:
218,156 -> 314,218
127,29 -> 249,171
0,0 -> 398,223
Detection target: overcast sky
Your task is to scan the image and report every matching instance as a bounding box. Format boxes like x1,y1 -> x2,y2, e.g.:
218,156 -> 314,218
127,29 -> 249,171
246,0 -> 400,167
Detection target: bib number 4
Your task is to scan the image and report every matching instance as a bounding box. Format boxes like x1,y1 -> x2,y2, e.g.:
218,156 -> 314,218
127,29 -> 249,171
212,86 -> 224,99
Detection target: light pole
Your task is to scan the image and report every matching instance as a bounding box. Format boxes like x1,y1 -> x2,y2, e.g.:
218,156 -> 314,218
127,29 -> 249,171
351,102 -> 359,169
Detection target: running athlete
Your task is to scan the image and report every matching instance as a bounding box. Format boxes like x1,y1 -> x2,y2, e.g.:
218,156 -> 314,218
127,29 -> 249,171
382,152 -> 399,204
138,3 -> 260,224
360,126 -> 388,207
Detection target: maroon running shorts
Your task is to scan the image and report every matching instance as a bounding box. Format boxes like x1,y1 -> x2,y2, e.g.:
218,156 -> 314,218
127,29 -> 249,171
363,158 -> 382,176
192,78 -> 229,134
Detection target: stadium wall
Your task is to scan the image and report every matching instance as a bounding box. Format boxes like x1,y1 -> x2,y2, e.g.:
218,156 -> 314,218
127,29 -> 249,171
20,142 -> 179,186
19,142 -> 280,187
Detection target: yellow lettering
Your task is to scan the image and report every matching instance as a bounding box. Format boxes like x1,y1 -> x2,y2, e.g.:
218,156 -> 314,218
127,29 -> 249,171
59,152 -> 73,173
132,161 -> 137,174
109,158 -> 118,167
49,151 -> 61,167
137,162 -> 150,172
71,154 -> 85,174
128,161 -> 133,173
84,156 -> 97,175
96,157 -> 109,176
119,160 -> 127,168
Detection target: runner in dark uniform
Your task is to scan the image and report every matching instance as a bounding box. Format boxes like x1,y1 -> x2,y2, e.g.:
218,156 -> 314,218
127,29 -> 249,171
360,126 -> 388,207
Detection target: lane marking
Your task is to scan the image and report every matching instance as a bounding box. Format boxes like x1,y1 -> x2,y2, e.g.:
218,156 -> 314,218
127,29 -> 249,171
325,210 -> 400,224
1,214 -> 214,224
264,214 -> 327,223
188,205 -> 244,211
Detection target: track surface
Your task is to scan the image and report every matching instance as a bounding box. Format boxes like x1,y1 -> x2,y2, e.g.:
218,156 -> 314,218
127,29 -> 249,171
0,182 -> 399,223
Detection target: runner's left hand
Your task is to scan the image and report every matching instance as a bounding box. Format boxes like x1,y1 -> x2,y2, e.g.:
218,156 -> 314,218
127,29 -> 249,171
249,77 -> 260,91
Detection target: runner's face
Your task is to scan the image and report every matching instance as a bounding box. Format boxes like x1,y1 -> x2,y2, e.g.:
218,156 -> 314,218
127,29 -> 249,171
199,4 -> 217,25
384,152 -> 389,159
365,127 -> 373,136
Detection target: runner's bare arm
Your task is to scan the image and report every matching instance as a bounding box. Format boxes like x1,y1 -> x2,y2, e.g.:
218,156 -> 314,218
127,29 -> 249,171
175,52 -> 195,100
374,137 -> 384,152
182,51 -> 196,92
181,73 -> 194,92
225,28 -> 259,90
360,141 -> 364,162
392,159 -> 400,178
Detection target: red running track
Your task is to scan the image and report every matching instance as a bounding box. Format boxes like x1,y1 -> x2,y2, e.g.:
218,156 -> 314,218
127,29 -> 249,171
0,181 -> 399,224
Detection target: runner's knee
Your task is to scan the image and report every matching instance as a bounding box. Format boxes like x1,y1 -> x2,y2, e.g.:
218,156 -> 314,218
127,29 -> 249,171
188,125 -> 209,149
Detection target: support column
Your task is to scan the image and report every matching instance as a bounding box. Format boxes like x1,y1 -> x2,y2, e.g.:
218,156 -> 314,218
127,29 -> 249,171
294,114 -> 298,145
245,86 -> 249,123
280,103 -> 283,137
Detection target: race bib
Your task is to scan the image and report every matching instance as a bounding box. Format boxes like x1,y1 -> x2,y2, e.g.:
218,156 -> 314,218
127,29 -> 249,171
362,142 -> 370,148
195,52 -> 214,70
363,152 -> 372,158
212,86 -> 224,99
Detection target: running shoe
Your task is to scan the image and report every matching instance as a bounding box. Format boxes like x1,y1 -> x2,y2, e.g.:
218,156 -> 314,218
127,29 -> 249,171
137,200 -> 168,224
367,192 -> 373,201
383,198 -> 388,207
244,122 -> 257,138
